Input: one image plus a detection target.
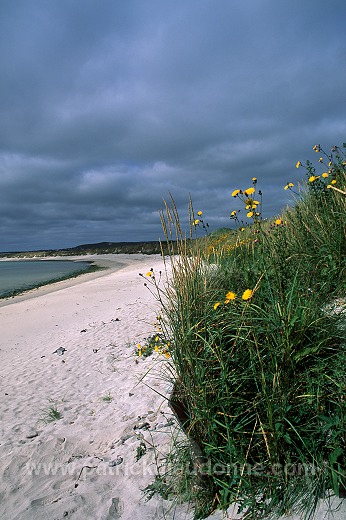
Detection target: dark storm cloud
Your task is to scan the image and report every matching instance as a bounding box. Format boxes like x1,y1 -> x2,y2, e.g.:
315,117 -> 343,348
0,0 -> 345,251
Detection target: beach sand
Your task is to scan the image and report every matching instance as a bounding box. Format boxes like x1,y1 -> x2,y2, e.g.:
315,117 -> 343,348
0,255 -> 344,520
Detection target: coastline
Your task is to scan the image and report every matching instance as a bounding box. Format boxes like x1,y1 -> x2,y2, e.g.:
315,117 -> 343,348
0,254 -> 344,519
0,254 -> 162,308
0,253 -> 194,520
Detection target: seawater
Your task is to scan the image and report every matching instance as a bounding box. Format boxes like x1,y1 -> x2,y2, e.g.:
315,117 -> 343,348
0,260 -> 91,297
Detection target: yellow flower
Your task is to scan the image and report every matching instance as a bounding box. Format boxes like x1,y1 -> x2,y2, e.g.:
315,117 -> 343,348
137,343 -> 141,349
247,211 -> 254,218
225,291 -> 236,301
197,211 -> 203,216
155,336 -> 159,342
146,271 -> 152,277
295,161 -> 302,168
275,219 -> 282,225
328,161 -> 332,167
244,187 -> 255,195
232,189 -> 241,197
308,175 -> 319,182
331,179 -> 337,184
154,345 -> 159,352
321,172 -> 329,178
318,157 -> 323,163
252,177 -> 257,182
194,219 -> 200,225
164,351 -> 171,358
284,182 -> 294,190
230,210 -> 237,216
213,302 -> 221,310
242,289 -> 253,301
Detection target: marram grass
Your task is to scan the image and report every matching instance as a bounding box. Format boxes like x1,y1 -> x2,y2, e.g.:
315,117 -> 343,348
144,144 -> 346,519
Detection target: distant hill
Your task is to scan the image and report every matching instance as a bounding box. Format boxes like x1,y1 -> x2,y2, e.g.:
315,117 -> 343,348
0,241 -> 171,258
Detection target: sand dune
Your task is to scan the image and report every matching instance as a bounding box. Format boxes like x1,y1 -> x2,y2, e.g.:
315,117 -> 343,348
0,255 -> 344,520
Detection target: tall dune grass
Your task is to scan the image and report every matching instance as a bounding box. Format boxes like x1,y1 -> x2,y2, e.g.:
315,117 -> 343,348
145,144 -> 346,519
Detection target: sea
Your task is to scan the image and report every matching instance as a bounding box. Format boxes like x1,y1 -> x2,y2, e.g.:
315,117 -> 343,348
0,259 -> 92,298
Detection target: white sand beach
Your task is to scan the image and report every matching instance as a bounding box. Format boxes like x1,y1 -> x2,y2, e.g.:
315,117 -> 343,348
0,255 -> 344,520
0,254 -> 192,520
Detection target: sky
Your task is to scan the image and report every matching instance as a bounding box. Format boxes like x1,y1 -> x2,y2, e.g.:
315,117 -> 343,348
1,0 -> 345,252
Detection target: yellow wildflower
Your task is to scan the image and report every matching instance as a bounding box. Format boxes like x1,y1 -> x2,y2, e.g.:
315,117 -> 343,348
230,210 -> 237,216
331,179 -> 337,184
155,336 -> 159,342
295,161 -> 302,168
318,157 -> 323,163
247,211 -> 254,218
225,291 -> 236,301
164,351 -> 171,358
242,289 -> 253,301
308,175 -> 319,182
154,345 -> 159,352
244,187 -> 255,195
197,211 -> 203,216
275,219 -> 282,225
252,177 -> 257,182
146,271 -> 152,277
232,189 -> 241,197
213,302 -> 221,310
328,161 -> 332,167
194,219 -> 199,225
321,172 -> 329,178
284,182 -> 294,190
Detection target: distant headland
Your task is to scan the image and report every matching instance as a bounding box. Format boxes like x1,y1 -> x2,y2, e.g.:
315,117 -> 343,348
0,240 -> 170,258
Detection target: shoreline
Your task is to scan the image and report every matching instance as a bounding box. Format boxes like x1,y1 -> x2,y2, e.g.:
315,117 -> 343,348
0,253 -> 194,520
0,253 -> 163,308
1,254 -> 343,519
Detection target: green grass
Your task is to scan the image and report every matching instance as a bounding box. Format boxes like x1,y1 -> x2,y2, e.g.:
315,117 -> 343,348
144,144 -> 346,519
102,392 -> 113,402
39,398 -> 63,424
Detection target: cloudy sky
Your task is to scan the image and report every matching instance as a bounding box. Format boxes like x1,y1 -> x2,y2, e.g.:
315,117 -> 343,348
1,0 -> 345,251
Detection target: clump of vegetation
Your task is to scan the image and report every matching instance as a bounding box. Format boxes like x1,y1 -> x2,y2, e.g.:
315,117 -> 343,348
102,392 -> 113,402
135,309 -> 172,359
144,144 -> 346,519
39,398 -> 63,424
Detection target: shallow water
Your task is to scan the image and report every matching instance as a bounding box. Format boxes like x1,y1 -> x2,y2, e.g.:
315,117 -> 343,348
0,260 -> 91,297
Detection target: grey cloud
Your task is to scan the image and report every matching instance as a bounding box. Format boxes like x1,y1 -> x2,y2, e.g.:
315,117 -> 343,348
0,0 -> 345,251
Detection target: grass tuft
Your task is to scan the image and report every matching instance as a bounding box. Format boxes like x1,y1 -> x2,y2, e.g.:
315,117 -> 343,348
39,398 -> 63,424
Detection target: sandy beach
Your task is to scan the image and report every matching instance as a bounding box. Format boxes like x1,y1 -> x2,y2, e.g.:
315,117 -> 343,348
0,254 -> 193,520
0,255 -> 344,520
